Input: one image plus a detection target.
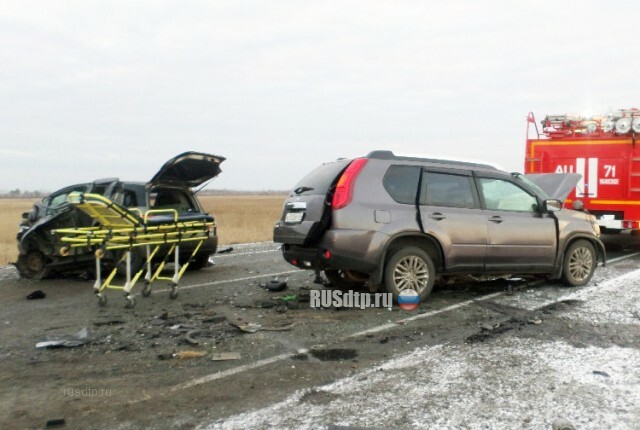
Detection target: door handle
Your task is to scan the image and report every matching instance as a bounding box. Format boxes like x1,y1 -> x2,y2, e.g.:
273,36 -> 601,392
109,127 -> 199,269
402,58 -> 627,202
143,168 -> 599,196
429,212 -> 446,221
489,216 -> 503,223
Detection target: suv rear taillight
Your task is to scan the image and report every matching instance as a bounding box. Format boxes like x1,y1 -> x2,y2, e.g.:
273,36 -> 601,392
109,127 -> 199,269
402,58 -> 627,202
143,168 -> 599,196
332,158 -> 368,210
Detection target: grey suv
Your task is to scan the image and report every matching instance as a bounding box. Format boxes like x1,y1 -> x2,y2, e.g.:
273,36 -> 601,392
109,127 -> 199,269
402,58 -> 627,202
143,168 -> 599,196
274,150 -> 605,301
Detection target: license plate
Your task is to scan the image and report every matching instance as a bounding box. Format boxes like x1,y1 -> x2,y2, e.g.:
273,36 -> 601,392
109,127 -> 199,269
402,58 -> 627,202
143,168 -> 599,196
285,211 -> 304,223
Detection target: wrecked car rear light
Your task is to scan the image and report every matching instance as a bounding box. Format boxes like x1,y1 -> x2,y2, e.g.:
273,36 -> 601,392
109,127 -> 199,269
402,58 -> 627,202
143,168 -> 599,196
332,158 -> 368,210
291,259 -> 298,265
323,250 -> 332,259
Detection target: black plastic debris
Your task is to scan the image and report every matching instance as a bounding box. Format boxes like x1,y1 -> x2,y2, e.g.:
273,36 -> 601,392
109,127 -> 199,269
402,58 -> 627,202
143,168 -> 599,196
313,270 -> 326,285
217,247 -> 234,254
45,418 -> 66,428
261,278 -> 287,292
26,290 -> 46,300
93,319 -> 124,327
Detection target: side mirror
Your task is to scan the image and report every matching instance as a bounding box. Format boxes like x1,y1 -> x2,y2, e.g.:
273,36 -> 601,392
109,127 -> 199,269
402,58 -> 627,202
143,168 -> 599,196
543,199 -> 562,212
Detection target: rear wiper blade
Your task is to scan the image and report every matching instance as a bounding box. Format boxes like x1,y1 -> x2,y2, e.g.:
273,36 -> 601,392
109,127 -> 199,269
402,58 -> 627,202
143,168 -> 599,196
294,186 -> 314,194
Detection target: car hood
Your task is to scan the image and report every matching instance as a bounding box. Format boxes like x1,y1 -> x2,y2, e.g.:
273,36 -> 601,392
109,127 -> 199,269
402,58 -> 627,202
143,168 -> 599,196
525,173 -> 581,201
149,152 -> 226,188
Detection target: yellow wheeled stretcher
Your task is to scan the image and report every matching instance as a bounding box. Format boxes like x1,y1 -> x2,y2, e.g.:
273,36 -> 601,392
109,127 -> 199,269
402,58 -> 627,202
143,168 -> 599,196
53,192 -> 215,308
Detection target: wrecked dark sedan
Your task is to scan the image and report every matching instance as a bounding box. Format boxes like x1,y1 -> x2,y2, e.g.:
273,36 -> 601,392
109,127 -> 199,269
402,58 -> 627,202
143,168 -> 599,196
16,151 -> 225,279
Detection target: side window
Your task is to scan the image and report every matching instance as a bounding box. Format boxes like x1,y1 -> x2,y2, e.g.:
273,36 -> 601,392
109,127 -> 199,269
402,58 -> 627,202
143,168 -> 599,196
383,165 -> 421,204
478,178 -> 538,212
422,172 -> 477,208
47,185 -> 87,208
113,190 -> 138,208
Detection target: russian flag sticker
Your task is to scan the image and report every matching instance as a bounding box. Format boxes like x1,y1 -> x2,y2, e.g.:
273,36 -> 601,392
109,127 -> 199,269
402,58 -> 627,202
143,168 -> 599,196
397,289 -> 420,311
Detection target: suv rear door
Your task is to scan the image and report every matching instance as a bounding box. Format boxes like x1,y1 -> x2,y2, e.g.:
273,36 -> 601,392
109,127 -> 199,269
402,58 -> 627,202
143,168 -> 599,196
274,159 -> 351,245
419,168 -> 487,272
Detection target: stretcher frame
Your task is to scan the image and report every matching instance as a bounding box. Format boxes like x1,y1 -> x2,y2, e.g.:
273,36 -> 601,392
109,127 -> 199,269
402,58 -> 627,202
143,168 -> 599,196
53,192 -> 214,308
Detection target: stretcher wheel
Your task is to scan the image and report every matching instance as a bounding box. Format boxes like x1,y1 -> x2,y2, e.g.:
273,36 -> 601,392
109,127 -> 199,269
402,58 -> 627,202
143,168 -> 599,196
169,284 -> 178,300
141,283 -> 152,297
98,294 -> 107,307
124,296 -> 136,309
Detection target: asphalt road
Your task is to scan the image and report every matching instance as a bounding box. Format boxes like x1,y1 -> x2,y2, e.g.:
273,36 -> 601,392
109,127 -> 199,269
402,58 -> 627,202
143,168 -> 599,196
0,236 -> 639,429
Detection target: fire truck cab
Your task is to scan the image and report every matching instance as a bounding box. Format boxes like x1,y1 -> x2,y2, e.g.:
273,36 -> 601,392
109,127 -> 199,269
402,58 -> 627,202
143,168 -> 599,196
525,109 -> 640,233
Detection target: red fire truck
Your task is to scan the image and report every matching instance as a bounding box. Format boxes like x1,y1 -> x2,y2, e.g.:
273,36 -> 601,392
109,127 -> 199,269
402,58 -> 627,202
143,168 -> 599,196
525,108 -> 640,232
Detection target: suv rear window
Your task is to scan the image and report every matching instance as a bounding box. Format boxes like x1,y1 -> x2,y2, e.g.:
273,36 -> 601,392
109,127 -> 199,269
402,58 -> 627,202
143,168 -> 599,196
383,165 -> 421,204
291,159 -> 351,195
422,171 -> 477,208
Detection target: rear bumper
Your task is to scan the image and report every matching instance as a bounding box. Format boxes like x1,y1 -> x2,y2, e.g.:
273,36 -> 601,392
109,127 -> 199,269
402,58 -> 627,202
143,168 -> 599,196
281,244 -> 378,273
280,229 -> 388,274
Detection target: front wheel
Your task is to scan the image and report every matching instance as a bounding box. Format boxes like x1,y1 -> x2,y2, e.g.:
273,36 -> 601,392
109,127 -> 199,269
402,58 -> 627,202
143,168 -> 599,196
561,240 -> 596,286
384,246 -> 435,301
16,250 -> 51,279
187,252 -> 211,271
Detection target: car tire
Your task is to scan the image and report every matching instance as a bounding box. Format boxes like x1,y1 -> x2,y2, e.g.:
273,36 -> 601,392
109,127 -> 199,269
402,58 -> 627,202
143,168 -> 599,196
561,240 -> 596,286
16,250 -> 51,279
187,253 -> 211,271
384,246 -> 435,301
324,269 -> 366,289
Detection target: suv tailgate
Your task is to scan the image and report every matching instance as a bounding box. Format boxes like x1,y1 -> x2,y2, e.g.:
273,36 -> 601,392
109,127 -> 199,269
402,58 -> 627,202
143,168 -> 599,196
274,159 -> 351,245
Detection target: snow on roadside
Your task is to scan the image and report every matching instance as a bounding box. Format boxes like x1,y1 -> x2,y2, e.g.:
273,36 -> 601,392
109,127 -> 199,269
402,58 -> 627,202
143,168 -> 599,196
203,269 -> 640,430
558,268 -> 640,326
203,339 -> 640,430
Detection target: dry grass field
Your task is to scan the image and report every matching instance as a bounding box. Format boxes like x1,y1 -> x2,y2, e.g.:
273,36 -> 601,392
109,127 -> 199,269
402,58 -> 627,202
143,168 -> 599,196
199,195 -> 285,245
0,195 -> 286,266
0,198 -> 36,266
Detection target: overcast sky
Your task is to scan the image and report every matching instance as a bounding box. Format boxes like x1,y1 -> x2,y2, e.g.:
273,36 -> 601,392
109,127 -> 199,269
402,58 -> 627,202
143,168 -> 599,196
1,1 -> 638,192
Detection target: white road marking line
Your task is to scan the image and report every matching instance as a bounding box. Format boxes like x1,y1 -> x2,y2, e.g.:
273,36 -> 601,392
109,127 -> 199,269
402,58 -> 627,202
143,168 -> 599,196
170,352 -> 301,392
344,292 -> 505,339
168,291 -> 507,393
163,253 -> 640,392
606,252 -> 640,264
215,249 -> 278,258
154,269 -> 302,293
531,267 -> 640,312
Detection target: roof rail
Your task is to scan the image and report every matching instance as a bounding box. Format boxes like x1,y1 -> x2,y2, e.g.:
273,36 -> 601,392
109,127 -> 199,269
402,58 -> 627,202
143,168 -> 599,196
366,150 -> 498,170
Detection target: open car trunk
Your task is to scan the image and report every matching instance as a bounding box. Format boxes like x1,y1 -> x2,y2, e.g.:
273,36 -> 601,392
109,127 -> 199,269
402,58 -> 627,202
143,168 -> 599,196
149,152 -> 226,188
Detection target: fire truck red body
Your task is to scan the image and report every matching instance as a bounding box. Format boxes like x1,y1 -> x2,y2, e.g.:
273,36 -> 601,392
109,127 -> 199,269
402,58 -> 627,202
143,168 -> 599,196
525,109 -> 640,231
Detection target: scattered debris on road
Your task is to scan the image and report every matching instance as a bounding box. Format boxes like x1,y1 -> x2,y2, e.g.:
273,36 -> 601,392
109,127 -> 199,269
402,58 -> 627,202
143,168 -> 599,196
175,350 -> 207,359
230,322 -> 295,333
45,417 -> 66,428
36,328 -> 90,349
26,290 -> 46,300
261,278 -> 288,292
211,352 -> 241,361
